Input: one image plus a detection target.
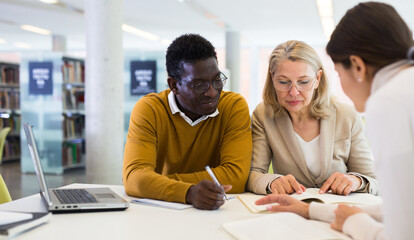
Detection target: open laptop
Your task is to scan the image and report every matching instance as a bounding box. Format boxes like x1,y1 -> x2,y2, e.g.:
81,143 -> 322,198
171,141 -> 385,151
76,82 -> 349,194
23,123 -> 129,212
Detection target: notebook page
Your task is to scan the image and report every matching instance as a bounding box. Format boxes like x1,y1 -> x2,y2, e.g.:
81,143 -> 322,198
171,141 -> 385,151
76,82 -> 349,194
221,212 -> 351,240
130,198 -> 193,210
237,194 -> 278,213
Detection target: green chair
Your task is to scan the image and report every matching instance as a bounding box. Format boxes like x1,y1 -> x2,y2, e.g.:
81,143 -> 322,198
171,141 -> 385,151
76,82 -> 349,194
0,127 -> 12,203
0,127 -> 11,164
0,174 -> 12,204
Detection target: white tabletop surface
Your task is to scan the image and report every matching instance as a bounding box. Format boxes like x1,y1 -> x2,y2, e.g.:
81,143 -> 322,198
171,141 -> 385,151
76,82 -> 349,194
0,183 -> 351,240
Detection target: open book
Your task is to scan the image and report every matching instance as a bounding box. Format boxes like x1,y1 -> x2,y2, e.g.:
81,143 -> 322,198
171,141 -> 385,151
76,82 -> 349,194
290,188 -> 382,204
238,188 -> 381,213
237,194 -> 277,213
221,212 -> 352,240
0,211 -> 51,239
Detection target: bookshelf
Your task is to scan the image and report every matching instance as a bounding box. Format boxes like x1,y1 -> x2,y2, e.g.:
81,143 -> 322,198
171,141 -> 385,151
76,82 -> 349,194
0,62 -> 21,162
20,53 -> 85,174
61,57 -> 85,170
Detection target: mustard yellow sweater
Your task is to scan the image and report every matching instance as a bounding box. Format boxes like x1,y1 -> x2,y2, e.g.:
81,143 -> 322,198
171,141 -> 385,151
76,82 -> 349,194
123,90 -> 252,203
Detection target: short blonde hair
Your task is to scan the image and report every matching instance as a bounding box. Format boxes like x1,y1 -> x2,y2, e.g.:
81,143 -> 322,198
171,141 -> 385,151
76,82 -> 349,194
263,40 -> 333,119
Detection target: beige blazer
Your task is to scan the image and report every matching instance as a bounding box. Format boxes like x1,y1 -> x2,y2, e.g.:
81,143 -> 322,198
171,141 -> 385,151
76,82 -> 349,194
247,102 -> 378,195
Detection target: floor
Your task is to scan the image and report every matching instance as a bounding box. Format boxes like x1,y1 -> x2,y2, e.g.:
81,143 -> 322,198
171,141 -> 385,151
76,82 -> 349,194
0,160 -> 122,201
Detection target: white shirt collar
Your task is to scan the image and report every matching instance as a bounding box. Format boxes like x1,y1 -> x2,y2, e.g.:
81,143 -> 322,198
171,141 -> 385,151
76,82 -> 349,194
371,60 -> 413,94
168,91 -> 219,127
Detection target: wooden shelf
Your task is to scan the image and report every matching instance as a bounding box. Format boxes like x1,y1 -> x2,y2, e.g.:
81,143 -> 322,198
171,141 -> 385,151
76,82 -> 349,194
0,84 -> 19,89
63,161 -> 85,170
63,109 -> 85,116
1,156 -> 20,162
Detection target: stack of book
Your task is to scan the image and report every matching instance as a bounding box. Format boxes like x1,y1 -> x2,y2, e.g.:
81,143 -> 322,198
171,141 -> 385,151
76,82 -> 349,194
0,211 -> 51,239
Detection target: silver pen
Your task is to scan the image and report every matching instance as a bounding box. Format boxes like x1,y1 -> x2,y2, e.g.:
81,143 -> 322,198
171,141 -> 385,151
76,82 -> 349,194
205,166 -> 229,200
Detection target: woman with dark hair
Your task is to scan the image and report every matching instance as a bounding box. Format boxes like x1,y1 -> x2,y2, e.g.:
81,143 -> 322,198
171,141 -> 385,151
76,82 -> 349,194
255,2 -> 414,239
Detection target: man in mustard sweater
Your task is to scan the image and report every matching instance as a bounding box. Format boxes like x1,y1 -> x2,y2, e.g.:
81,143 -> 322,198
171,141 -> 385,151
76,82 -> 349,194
123,34 -> 252,210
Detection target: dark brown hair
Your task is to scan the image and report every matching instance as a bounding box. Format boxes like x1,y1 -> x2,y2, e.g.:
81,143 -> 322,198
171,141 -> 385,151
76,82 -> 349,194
326,2 -> 414,69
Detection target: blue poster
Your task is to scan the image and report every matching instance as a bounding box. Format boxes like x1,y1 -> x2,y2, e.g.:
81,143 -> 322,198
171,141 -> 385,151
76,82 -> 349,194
29,61 -> 53,95
130,60 -> 156,95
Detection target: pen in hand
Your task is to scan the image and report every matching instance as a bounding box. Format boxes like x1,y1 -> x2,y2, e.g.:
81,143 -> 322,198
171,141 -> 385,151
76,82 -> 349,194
205,166 -> 229,201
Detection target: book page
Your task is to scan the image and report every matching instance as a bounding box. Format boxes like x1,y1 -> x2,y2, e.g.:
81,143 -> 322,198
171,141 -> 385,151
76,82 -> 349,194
237,194 -> 278,213
0,212 -> 51,238
0,211 -> 32,225
131,196 -> 236,210
221,212 -> 352,240
291,188 -> 382,205
130,198 -> 193,210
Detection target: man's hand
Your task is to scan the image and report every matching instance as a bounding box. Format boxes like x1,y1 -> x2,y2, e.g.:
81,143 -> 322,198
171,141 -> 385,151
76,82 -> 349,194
185,179 -> 232,210
331,204 -> 364,232
320,172 -> 362,195
270,174 -> 306,194
255,194 -> 310,219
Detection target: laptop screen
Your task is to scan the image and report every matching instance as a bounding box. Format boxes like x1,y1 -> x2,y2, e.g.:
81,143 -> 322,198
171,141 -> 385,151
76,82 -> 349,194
23,123 -> 53,206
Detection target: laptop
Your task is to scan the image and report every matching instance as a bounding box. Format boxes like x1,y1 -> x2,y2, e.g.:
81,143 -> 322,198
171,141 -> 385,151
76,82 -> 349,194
23,123 -> 129,212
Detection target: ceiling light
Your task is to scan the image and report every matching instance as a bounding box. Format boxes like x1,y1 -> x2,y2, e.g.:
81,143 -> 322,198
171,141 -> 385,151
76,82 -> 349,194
315,0 -> 334,39
316,0 -> 333,17
122,24 -> 159,41
21,25 -> 51,35
320,17 -> 335,39
0,38 -> 6,44
13,42 -> 32,49
38,0 -> 58,4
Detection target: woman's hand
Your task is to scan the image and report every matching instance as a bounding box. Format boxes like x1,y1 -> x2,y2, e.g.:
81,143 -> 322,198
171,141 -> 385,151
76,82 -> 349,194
320,172 -> 361,195
331,204 -> 364,231
255,194 -> 310,219
270,174 -> 306,194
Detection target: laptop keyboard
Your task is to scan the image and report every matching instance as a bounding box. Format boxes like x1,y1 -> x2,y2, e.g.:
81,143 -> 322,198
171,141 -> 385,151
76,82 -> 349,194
53,189 -> 98,204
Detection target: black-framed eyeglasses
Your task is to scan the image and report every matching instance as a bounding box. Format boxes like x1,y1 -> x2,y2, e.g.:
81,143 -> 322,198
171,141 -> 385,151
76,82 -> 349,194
183,72 -> 227,94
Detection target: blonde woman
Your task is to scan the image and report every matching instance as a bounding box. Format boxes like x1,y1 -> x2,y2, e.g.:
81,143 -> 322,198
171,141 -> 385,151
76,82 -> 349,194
247,40 -> 378,196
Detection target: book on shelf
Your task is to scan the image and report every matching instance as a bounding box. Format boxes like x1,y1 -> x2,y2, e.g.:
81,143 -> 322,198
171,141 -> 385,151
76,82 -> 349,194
0,115 -> 21,133
221,212 -> 351,240
238,188 -> 381,214
0,90 -> 10,109
62,87 -> 84,111
0,89 -> 19,110
10,90 -> 19,110
63,115 -> 84,139
62,141 -> 84,166
3,137 -> 20,160
0,211 -> 51,239
62,59 -> 84,84
0,65 -> 19,85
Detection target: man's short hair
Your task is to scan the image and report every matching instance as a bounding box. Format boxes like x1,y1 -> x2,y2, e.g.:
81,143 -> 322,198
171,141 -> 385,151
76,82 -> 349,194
166,33 -> 217,81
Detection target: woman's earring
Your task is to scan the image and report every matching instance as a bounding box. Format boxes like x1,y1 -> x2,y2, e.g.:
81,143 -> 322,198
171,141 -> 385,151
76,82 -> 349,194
357,77 -> 362,83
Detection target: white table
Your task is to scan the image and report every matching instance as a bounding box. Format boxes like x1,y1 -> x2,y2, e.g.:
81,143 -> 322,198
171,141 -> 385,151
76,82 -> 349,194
0,183 -> 351,240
